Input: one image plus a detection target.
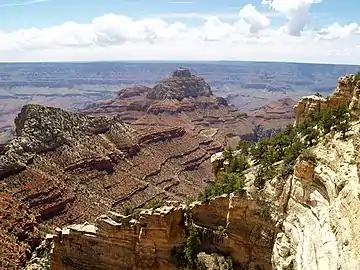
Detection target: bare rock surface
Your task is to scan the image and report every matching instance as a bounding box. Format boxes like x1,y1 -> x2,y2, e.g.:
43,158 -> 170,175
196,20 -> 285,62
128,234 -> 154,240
82,68 -> 287,145
0,101 -> 222,268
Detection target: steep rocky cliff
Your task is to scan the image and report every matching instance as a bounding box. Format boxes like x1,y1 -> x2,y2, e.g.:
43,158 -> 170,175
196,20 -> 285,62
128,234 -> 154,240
50,194 -> 278,270
147,67 -> 213,100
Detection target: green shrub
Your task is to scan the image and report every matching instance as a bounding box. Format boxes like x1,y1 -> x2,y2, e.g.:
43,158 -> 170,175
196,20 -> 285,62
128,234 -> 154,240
301,149 -> 317,164
236,140 -> 254,156
149,199 -> 165,209
123,204 -> 132,216
355,72 -> 360,82
260,205 -> 271,220
184,227 -> 201,267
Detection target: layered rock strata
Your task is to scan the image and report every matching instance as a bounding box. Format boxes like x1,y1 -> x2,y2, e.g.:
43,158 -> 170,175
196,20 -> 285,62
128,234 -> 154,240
51,194 -> 278,270
82,68 -> 263,144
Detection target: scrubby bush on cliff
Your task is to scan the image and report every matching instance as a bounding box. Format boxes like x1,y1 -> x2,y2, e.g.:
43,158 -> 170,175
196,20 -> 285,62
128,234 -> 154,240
149,198 -> 165,209
236,140 -> 254,156
185,227 -> 201,267
242,103 -> 351,188
355,72 -> 360,82
300,149 -> 317,164
172,226 -> 201,268
123,204 -> 132,216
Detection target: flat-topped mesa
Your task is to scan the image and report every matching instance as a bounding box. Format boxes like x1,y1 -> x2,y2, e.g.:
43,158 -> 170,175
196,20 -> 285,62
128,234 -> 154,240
172,67 -> 192,78
146,67 -> 213,100
294,74 -> 360,124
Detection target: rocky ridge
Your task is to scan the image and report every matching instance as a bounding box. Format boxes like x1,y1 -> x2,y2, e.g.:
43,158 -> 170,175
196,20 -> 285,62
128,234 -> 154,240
147,67 -> 213,100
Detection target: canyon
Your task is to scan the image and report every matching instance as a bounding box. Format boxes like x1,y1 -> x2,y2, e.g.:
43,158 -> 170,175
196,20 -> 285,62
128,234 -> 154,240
41,73 -> 360,269
2,69 -> 360,269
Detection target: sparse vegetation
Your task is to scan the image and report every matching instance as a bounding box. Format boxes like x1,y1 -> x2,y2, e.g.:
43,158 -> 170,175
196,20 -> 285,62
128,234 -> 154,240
355,72 -> 360,82
184,227 -> 201,267
123,204 -> 132,216
260,205 -> 271,220
149,198 -> 165,209
172,226 -> 201,269
300,149 -> 317,164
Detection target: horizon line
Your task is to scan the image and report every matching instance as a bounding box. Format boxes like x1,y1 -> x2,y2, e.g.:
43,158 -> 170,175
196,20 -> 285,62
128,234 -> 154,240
0,59 -> 359,66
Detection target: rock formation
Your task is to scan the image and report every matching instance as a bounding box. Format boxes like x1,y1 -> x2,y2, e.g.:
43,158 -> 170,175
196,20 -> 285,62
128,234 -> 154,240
50,194 -> 277,269
0,192 -> 41,269
0,101 -> 225,268
294,74 -> 360,124
147,67 -> 212,100
82,67 -> 272,144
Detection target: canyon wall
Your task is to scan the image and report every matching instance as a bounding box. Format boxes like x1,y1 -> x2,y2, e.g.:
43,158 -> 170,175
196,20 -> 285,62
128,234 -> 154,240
50,195 -> 278,270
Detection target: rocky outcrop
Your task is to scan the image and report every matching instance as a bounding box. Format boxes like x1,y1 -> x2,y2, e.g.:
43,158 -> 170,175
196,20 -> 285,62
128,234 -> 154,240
0,104 -> 117,178
294,74 -> 360,124
147,68 -> 212,100
251,98 -> 296,131
272,125 -> 360,269
50,194 -> 278,270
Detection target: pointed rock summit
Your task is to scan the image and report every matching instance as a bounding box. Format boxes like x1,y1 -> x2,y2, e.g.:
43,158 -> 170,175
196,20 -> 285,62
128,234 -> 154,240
146,67 -> 212,100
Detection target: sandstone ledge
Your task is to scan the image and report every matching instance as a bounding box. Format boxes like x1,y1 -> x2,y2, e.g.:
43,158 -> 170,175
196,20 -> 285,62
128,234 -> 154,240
50,194 -> 279,270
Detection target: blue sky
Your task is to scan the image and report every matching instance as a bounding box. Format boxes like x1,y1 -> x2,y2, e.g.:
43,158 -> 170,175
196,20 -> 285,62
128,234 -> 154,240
0,0 -> 355,30
0,0 -> 359,63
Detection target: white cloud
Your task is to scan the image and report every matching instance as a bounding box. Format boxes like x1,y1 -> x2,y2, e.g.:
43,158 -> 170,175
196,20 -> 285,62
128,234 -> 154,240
262,0 -> 323,36
317,23 -> 360,40
0,0 -> 49,8
239,4 -> 270,33
0,12 -> 359,64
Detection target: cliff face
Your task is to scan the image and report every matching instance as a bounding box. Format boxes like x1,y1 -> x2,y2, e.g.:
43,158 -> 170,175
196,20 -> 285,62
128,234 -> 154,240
294,74 -> 360,124
273,123 -> 360,269
147,68 -> 212,100
50,194 -> 278,270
